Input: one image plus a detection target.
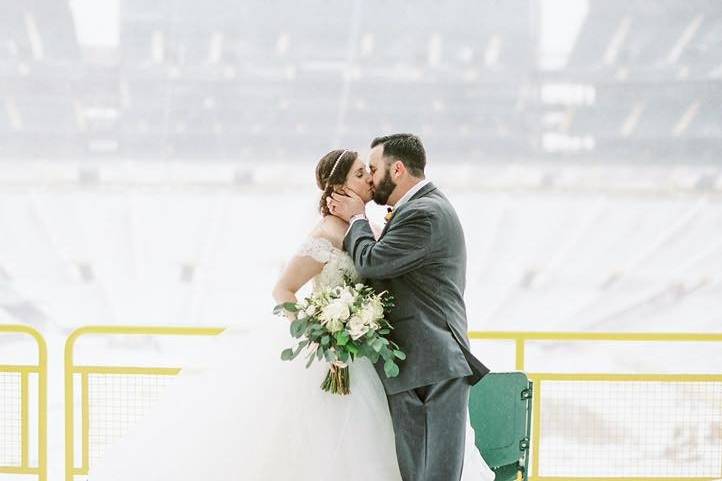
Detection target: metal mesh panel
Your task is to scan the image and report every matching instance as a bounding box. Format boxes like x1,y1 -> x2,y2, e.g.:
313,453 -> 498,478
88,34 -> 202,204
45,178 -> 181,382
0,372 -> 22,467
538,380 -> 722,478
87,373 -> 175,467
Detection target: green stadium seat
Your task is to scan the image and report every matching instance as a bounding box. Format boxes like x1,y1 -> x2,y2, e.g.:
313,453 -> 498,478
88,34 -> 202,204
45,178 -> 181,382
469,372 -> 533,481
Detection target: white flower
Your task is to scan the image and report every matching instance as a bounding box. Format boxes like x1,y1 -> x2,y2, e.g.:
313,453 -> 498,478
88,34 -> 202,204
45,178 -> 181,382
358,306 -> 375,325
320,300 -> 351,324
348,315 -> 370,340
354,299 -> 384,332
337,287 -> 355,307
305,304 -> 317,317
360,299 -> 382,320
355,283 -> 365,291
370,298 -> 385,320
326,318 -> 344,333
297,309 -> 307,320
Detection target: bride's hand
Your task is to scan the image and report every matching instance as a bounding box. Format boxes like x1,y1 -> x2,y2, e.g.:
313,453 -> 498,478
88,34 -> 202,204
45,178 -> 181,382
327,188 -> 365,222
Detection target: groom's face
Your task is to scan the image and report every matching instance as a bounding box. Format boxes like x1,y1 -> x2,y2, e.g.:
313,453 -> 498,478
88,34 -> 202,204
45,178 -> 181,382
368,145 -> 397,205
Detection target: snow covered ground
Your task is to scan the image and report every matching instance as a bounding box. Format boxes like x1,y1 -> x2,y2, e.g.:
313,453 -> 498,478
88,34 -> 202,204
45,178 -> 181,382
1,161 -> 722,480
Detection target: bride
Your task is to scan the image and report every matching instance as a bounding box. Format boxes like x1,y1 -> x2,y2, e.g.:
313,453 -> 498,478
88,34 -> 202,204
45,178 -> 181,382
87,149 -> 490,481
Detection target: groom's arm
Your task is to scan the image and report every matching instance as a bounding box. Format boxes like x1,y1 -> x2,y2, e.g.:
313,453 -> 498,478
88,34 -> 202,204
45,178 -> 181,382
343,207 -> 432,279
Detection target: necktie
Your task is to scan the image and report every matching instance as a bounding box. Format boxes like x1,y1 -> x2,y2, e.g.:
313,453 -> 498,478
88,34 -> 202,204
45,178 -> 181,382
384,207 -> 394,223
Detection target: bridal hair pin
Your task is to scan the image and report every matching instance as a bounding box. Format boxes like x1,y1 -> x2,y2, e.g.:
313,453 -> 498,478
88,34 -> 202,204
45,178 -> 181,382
325,149 -> 348,188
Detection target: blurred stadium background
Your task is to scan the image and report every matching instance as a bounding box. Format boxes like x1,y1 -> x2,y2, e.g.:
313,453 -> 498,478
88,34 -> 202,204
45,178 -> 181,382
1,1 -> 722,478
1,0 -> 720,332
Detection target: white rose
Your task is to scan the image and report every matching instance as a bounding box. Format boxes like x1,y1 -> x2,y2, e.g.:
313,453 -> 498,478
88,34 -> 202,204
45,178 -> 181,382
348,315 -> 370,340
370,298 -> 385,320
326,318 -> 344,333
359,306 -> 375,325
320,300 -> 350,324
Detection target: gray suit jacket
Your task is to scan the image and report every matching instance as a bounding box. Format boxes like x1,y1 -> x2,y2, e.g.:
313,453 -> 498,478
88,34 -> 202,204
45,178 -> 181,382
344,182 -> 489,395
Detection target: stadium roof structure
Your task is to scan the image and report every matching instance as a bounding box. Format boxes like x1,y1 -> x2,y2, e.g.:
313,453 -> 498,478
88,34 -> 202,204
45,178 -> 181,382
0,0 -> 720,163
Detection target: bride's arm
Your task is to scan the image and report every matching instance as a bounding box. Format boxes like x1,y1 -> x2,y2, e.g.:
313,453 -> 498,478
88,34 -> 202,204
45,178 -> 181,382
272,254 -> 324,320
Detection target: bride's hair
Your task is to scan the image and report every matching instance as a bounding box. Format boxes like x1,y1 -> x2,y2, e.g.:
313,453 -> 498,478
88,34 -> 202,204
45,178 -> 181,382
315,149 -> 358,216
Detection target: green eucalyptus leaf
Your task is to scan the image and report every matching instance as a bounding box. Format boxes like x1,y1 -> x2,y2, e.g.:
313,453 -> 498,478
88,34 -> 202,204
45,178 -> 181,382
290,346 -> 304,360
335,330 -> 350,346
275,302 -> 299,314
384,360 -> 400,378
324,349 -> 337,363
289,319 -> 307,338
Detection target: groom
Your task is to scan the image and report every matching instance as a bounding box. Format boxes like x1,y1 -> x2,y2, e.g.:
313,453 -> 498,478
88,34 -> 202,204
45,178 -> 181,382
327,133 -> 489,481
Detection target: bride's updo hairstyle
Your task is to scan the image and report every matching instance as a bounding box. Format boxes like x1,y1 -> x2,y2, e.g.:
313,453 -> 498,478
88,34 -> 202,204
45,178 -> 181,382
315,149 -> 358,216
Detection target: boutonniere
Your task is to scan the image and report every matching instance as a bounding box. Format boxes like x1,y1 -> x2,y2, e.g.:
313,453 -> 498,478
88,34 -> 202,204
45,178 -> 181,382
384,207 -> 394,223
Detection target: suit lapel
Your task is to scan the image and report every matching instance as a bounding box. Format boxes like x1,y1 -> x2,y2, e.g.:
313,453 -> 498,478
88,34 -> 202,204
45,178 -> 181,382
379,182 -> 437,238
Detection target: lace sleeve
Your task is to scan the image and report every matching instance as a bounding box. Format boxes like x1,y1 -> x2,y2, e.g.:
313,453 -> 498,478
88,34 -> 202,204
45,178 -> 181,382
296,237 -> 335,264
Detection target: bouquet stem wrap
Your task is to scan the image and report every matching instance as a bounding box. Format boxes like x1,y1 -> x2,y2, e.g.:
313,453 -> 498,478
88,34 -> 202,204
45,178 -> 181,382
321,364 -> 350,395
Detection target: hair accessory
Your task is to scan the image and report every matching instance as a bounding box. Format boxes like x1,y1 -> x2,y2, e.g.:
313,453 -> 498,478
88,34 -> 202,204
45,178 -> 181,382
325,150 -> 348,188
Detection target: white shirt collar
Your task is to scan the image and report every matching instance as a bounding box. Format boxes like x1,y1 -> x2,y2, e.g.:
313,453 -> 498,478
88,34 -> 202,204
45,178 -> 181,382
392,179 -> 431,210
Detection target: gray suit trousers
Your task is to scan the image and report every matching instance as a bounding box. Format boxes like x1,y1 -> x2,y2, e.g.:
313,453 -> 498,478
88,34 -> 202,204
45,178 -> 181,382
387,376 -> 470,481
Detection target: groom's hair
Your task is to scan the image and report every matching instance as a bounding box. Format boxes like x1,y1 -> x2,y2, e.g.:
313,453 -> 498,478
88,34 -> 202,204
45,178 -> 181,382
370,133 -> 426,178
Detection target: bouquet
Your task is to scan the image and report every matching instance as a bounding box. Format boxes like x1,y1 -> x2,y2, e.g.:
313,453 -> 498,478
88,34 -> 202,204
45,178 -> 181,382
273,275 -> 405,395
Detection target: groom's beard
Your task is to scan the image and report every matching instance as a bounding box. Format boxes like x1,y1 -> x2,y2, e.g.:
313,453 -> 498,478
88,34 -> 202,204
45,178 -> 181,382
373,170 -> 396,205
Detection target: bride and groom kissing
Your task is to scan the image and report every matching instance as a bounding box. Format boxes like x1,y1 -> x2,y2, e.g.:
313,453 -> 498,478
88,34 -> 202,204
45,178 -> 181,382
87,133 -> 491,481
320,132 -> 490,480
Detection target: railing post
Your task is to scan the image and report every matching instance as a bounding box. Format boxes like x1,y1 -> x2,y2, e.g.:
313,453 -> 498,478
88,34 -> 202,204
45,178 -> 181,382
0,324 -> 47,481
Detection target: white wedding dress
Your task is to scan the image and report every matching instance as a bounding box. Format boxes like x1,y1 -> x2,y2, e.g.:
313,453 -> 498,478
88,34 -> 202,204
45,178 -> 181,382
88,237 -> 491,481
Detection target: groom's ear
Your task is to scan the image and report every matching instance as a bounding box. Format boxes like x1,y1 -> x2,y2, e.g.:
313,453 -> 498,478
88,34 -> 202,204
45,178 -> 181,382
392,159 -> 406,178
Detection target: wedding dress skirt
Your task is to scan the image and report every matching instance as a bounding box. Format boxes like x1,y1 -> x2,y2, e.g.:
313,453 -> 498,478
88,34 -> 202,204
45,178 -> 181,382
87,317 -> 491,481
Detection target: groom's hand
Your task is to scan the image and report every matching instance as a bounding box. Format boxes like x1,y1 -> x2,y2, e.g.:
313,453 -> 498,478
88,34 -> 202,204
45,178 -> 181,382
327,189 -> 365,222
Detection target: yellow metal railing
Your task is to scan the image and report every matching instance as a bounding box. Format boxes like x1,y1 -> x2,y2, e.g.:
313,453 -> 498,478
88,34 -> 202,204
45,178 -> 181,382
55,327 -> 722,481
469,331 -> 722,481
64,325 -> 225,481
0,324 -> 48,481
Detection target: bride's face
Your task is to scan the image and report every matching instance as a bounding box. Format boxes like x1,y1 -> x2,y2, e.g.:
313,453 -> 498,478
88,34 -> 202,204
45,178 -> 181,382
341,157 -> 373,203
